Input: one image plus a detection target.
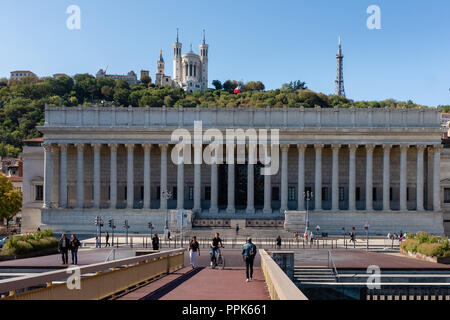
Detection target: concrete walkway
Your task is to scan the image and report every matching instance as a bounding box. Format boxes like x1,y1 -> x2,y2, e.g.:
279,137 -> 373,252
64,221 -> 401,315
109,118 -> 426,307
118,249 -> 270,300
118,266 -> 270,300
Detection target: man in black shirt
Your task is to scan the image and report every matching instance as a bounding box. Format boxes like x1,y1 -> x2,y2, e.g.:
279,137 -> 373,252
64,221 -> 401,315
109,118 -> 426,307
210,233 -> 224,267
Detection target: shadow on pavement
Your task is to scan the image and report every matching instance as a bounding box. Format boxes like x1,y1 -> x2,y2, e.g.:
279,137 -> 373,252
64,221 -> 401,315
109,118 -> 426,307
140,267 -> 205,300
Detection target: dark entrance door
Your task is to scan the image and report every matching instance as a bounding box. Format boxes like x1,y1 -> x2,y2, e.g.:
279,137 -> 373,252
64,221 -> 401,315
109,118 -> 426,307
234,163 -> 264,210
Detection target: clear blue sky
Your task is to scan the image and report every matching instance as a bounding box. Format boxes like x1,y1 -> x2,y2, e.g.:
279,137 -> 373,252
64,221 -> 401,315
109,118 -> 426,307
1,0 -> 449,106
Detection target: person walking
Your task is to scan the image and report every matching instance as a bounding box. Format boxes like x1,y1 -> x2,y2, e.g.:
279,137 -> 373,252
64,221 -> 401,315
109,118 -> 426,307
152,233 -> 160,250
58,234 -> 70,265
242,238 -> 257,282
310,231 -> 314,244
105,232 -> 110,247
236,224 -> 240,235
69,234 -> 81,265
276,235 -> 282,249
189,236 -> 200,268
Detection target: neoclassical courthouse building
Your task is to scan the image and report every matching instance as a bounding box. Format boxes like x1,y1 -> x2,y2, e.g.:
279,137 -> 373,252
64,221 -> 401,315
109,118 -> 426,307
18,36 -> 450,235
20,105 -> 450,235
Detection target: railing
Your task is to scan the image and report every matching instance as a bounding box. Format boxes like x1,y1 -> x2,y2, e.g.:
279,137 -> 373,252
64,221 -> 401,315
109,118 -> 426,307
259,249 -> 308,300
327,250 -> 339,282
83,235 -> 400,251
0,248 -> 185,300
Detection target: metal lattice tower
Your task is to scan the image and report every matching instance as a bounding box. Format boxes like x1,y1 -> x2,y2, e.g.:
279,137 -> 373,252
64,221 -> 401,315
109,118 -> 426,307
335,36 -> 345,97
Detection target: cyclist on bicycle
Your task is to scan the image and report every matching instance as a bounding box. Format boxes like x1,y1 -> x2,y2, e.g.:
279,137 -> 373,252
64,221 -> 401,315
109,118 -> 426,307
210,233 -> 224,267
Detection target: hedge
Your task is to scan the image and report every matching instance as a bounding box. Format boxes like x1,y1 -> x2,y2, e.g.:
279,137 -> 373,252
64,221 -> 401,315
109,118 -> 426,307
1,229 -> 58,256
400,233 -> 450,258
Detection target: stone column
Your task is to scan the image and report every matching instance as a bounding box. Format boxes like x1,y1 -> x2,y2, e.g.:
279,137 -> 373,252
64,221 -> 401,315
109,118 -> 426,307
210,150 -> 218,214
280,145 -> 289,213
399,145 -> 409,211
331,144 -> 340,211
226,144 -> 235,214
433,145 -> 442,211
348,145 -> 357,211
314,144 -> 323,211
76,143 -> 84,209
416,145 -> 425,211
177,149 -> 184,210
43,143 -> 52,208
109,144 -> 118,209
59,144 -> 67,208
246,144 -> 256,214
93,144 -> 101,209
126,144 -> 134,209
365,144 -> 375,211
193,144 -> 202,213
143,144 -> 152,209
159,144 -> 168,210
382,144 -> 391,211
297,144 -> 306,211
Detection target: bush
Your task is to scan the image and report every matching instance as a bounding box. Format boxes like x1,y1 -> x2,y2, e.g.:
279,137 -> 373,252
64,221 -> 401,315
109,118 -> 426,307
14,241 -> 34,255
416,232 -> 430,244
402,235 -> 450,257
401,239 -> 419,253
1,229 -> 57,256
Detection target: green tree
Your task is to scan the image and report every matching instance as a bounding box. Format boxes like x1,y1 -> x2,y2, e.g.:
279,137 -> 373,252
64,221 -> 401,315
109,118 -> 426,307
141,75 -> 151,85
113,88 -> 130,106
212,80 -> 223,90
0,173 -> 22,225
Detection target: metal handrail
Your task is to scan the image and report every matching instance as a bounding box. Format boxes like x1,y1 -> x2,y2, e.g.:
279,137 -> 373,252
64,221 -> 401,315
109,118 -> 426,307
327,250 -> 339,282
0,248 -> 185,295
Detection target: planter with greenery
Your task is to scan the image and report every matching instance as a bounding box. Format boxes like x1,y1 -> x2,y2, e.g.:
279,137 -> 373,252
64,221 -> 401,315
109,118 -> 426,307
0,229 -> 58,259
400,232 -> 450,264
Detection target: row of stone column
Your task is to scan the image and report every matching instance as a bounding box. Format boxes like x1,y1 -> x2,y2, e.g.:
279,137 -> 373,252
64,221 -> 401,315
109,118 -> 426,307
43,143 -> 442,212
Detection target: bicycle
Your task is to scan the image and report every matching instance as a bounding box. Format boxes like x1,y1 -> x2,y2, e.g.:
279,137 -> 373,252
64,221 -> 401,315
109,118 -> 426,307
210,247 -> 225,269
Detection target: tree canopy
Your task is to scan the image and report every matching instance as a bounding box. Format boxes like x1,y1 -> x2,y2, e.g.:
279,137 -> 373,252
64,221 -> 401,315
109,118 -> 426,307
0,173 -> 22,224
0,73 -> 435,157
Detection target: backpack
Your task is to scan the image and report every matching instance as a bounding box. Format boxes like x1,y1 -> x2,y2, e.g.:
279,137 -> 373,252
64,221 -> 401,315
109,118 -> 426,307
249,244 -> 256,257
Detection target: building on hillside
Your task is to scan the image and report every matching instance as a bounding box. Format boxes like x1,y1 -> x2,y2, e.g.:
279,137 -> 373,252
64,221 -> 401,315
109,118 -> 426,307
20,105 -> 449,236
9,70 -> 37,82
96,69 -> 138,86
53,73 -> 69,79
140,70 -> 151,83
155,30 -> 209,92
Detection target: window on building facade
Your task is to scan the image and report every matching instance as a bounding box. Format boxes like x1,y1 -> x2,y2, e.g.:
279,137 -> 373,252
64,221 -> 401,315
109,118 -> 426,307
373,188 -> 377,201
157,186 -> 161,200
407,187 -> 410,201
356,187 -> 361,201
444,188 -> 450,203
140,186 -> 144,200
189,186 -> 194,200
339,187 -> 345,201
124,187 -> 127,200
322,187 -> 328,201
205,186 -> 211,201
35,185 -> 43,201
288,187 -> 296,201
172,186 -> 177,200
390,187 -> 393,201
272,187 -> 280,201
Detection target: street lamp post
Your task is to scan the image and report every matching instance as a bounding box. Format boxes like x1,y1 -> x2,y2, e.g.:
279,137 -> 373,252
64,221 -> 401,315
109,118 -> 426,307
161,190 -> 173,239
